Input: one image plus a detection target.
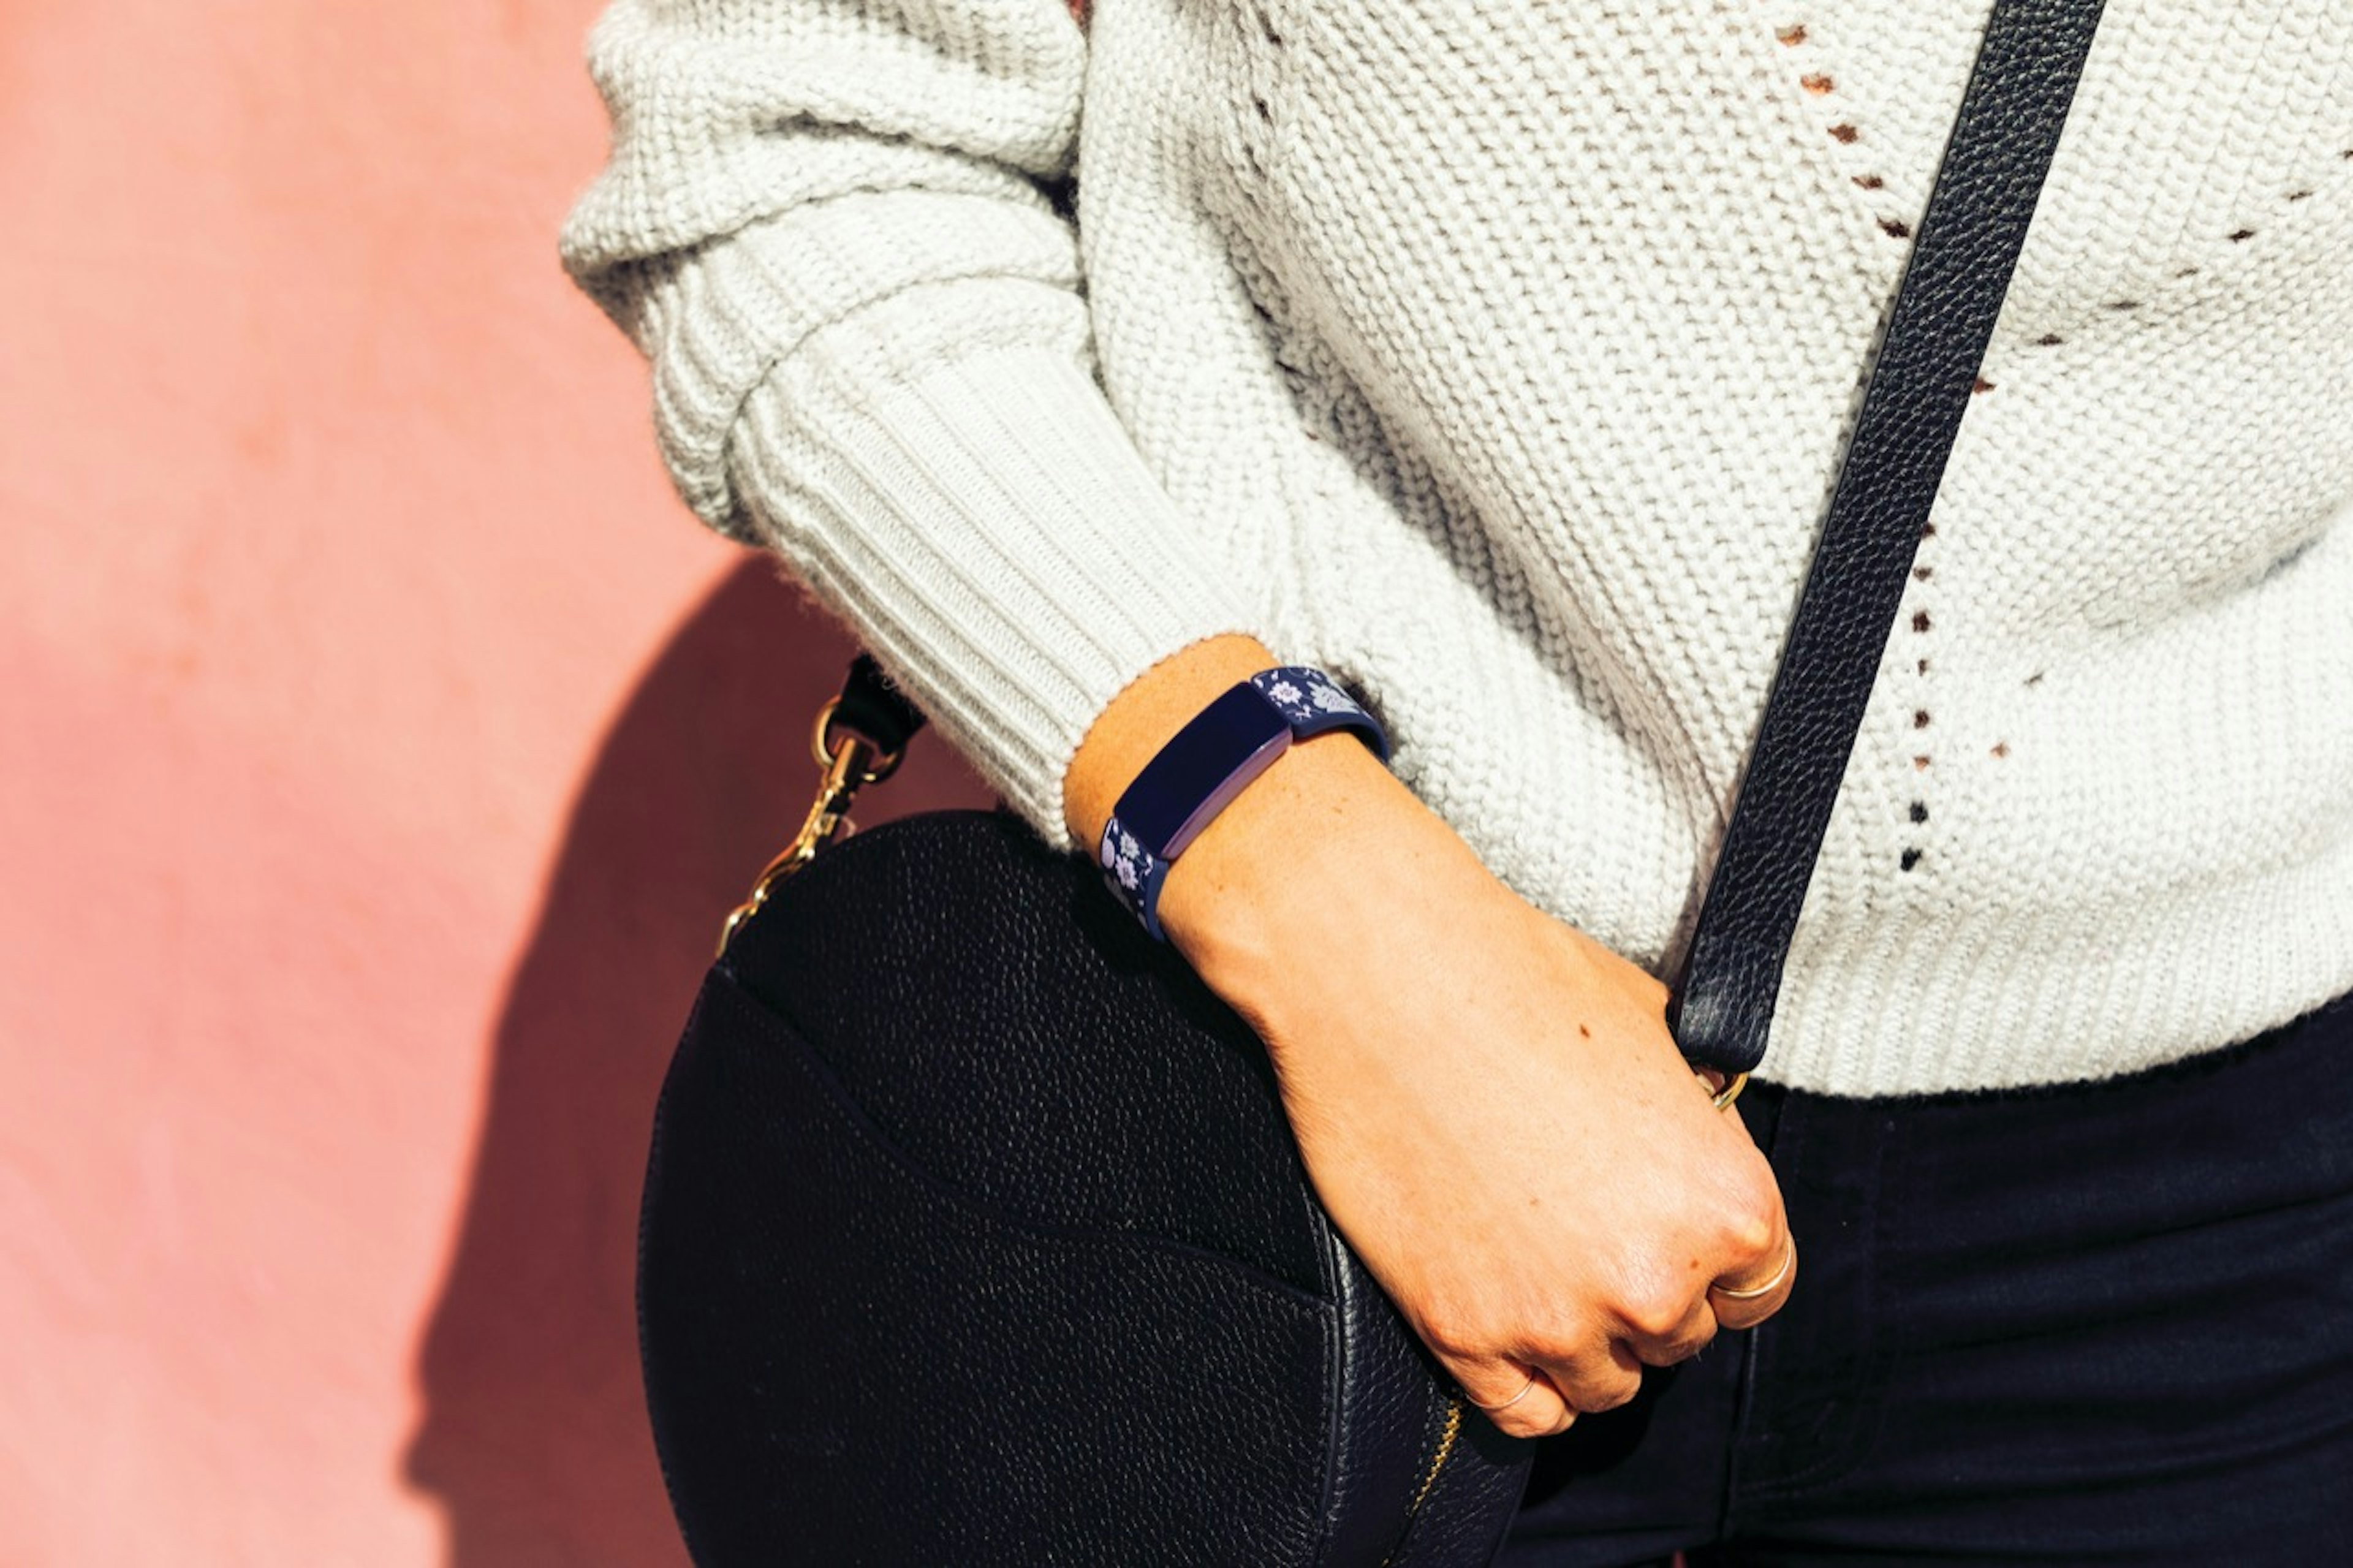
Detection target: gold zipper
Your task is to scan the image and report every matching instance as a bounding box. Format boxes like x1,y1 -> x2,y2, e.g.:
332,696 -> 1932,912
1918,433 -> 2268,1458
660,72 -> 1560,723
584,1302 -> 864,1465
1379,1396 -> 1464,1567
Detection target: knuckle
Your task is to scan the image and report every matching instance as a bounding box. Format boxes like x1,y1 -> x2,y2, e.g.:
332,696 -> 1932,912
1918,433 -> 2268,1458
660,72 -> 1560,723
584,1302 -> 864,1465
1527,1310 -> 1608,1367
1414,1300 -> 1493,1365
1532,1332 -> 1638,1414
1582,1368 -> 1644,1413
1719,1169 -> 1784,1260
1639,1310 -> 1718,1364
1488,1403 -> 1554,1440
1665,1320 -> 1718,1362
1616,1281 -> 1691,1341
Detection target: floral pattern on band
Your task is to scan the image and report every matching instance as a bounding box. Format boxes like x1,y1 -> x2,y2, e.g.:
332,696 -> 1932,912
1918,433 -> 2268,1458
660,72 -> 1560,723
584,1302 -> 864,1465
1096,664 -> 1389,942
1097,817 -> 1173,940
1247,667 -> 1385,756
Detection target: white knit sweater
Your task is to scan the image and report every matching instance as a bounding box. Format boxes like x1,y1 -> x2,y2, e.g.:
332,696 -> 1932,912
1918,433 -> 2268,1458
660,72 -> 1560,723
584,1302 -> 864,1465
561,0 -> 2353,1095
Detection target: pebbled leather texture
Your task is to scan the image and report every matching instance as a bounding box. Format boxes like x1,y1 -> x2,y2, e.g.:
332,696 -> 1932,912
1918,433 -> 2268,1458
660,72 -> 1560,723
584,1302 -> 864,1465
1670,0 -> 2106,1075
640,811 -> 1533,1566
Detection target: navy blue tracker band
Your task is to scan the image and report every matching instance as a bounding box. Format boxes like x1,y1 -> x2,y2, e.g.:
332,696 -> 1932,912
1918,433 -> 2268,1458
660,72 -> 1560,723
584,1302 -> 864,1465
1098,666 -> 1390,941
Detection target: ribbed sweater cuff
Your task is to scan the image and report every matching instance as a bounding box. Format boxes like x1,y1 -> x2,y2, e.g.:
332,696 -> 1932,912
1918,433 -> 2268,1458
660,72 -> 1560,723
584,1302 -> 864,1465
612,190 -> 1262,850
729,314 -> 1263,855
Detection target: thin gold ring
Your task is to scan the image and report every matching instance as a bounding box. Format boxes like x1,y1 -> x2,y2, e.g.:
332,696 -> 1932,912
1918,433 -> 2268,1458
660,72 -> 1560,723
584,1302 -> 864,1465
1468,1369 -> 1540,1413
1711,1239 -> 1796,1301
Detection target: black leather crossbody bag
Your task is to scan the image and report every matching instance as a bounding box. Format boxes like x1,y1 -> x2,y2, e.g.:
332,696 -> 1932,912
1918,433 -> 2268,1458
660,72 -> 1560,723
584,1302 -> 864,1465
634,4 -> 2105,1562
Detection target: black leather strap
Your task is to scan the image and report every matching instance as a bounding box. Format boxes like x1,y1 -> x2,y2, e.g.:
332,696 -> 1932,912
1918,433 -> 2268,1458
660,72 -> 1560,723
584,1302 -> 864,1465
1668,0 -> 2107,1074
834,651 -> 928,757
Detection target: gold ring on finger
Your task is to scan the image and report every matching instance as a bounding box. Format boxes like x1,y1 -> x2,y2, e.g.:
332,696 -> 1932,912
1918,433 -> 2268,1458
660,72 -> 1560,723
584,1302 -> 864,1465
1467,1369 -> 1539,1412
1711,1239 -> 1795,1301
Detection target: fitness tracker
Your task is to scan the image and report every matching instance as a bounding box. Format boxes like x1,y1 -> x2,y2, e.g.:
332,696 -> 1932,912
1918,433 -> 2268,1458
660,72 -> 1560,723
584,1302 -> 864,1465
1097,665 -> 1390,940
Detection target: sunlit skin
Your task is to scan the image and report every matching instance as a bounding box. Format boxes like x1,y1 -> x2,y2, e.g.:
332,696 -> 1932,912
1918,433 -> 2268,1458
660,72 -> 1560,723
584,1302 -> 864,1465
1064,632 -> 1797,1439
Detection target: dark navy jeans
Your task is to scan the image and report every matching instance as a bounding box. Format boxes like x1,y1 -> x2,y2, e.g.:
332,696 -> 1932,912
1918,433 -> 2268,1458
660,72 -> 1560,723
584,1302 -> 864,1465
1501,986 -> 2353,1566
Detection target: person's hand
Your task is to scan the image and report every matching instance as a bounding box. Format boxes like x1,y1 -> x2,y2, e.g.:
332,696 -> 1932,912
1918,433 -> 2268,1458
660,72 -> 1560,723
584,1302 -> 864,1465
1186,797 -> 1793,1437
1065,636 -> 1797,1438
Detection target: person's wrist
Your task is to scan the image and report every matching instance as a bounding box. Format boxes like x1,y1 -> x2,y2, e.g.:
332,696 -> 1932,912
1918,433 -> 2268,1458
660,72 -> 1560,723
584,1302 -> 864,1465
1063,635 -> 1442,976
1154,725 -> 1493,1011
1151,723 -> 1393,947
1062,633 -> 1287,853
1059,632 -> 1505,1024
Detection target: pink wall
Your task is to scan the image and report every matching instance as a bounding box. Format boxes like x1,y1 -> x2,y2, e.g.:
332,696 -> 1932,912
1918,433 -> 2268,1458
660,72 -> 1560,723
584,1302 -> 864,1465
0,2 -> 988,1560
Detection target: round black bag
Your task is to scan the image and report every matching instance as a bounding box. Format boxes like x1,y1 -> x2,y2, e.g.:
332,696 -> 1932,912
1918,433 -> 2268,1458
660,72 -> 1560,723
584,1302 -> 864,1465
638,795 -> 1534,1566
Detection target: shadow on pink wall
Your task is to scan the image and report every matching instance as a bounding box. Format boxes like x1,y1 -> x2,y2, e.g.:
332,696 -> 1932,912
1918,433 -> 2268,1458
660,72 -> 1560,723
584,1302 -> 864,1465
403,561 -> 991,1564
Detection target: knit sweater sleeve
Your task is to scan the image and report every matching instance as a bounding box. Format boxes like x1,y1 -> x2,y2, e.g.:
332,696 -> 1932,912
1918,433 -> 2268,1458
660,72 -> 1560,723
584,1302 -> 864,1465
558,0 -> 1259,853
